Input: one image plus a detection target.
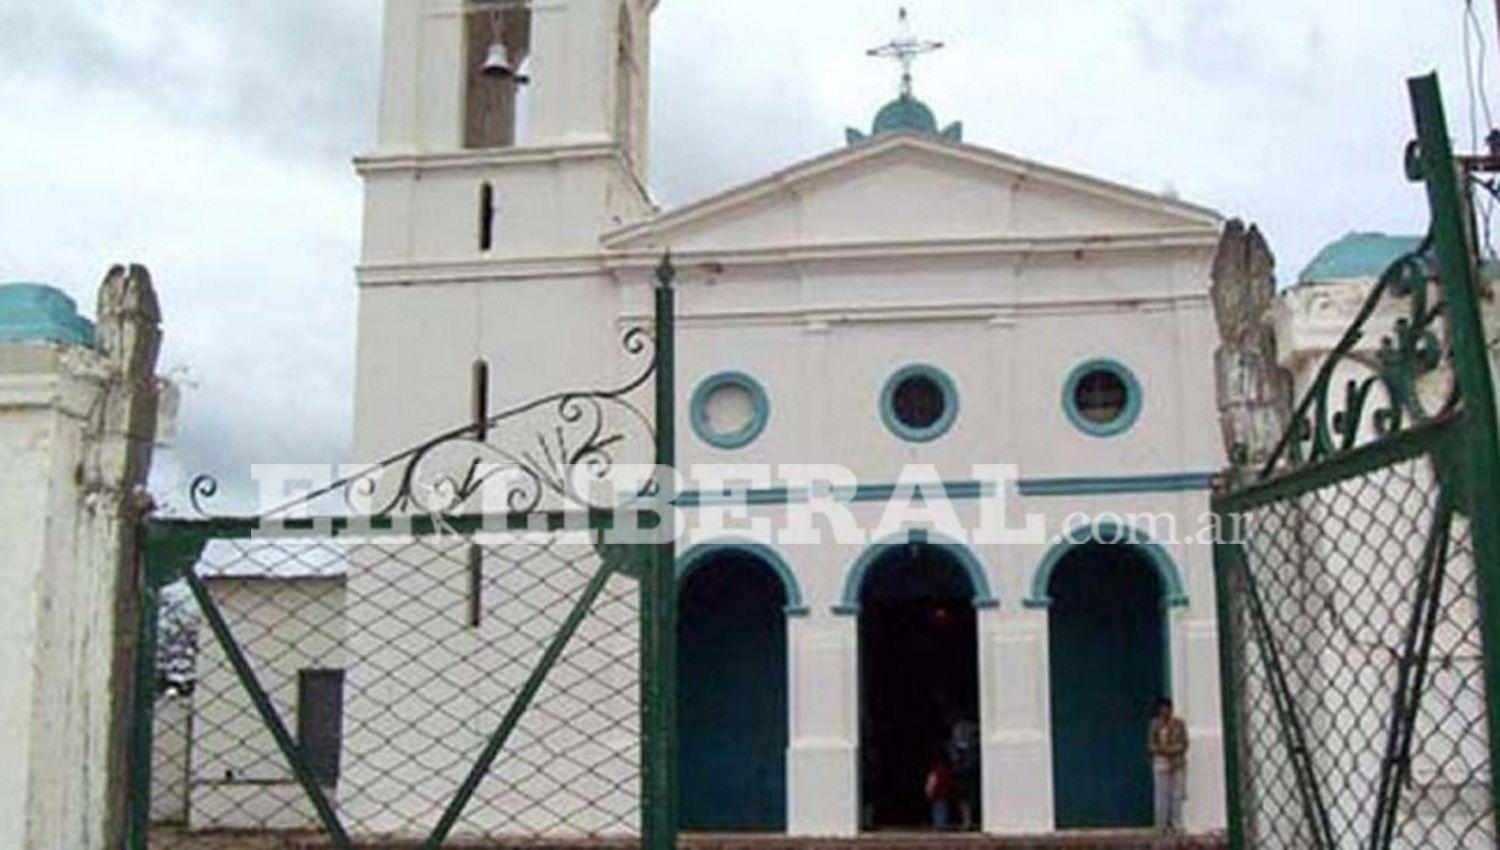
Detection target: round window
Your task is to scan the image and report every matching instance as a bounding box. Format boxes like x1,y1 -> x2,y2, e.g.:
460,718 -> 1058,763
1063,360 -> 1142,437
881,365 -> 959,442
690,372 -> 770,449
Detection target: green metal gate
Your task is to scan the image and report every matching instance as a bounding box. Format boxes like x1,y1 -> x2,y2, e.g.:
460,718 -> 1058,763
1214,75 -> 1500,849
126,264 -> 680,849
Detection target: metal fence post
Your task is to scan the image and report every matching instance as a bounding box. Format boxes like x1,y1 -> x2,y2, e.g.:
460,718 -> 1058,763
1212,516 -> 1249,850
126,551 -> 162,850
642,254 -> 679,850
1409,70 -> 1500,827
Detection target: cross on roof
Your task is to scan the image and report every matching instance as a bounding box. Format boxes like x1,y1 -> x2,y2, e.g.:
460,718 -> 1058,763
866,7 -> 944,98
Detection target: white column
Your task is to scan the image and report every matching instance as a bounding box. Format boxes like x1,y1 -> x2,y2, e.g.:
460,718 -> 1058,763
981,605 -> 1053,833
1181,613 -> 1227,831
786,613 -> 859,835
0,342 -> 102,850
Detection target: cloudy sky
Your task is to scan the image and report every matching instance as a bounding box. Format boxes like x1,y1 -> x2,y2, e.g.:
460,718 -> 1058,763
0,0 -> 1494,512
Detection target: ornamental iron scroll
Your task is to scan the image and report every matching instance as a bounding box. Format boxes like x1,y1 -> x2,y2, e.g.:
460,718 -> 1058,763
1260,238 -> 1461,479
187,326 -> 658,520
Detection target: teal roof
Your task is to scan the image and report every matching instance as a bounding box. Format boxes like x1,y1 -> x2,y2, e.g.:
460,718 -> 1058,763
846,93 -> 963,146
0,283 -> 96,347
1298,232 -> 1424,284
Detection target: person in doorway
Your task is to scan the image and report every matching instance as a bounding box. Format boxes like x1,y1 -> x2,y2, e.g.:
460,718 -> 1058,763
945,715 -> 980,830
924,750 -> 955,829
1148,698 -> 1189,832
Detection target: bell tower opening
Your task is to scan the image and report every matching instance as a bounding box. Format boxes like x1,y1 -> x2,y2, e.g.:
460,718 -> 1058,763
464,0 -> 532,149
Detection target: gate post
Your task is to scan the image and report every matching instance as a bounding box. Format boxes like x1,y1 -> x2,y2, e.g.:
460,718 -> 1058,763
642,254 -> 679,850
0,268 -> 162,850
1408,72 -> 1500,822
1211,521 -> 1249,850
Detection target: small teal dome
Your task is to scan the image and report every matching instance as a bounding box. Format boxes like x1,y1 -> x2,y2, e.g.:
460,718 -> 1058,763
847,93 -> 964,146
1298,233 -> 1424,284
874,94 -> 939,135
0,283 -> 96,348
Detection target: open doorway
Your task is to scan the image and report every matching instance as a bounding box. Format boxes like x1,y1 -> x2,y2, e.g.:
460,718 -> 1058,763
857,543 -> 981,831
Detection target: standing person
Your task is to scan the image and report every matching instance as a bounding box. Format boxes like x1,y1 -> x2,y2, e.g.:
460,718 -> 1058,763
945,716 -> 980,830
1148,698 -> 1189,832
924,751 -> 954,829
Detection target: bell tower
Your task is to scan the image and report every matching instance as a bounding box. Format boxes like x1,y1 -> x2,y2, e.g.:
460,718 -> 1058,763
358,0 -> 657,267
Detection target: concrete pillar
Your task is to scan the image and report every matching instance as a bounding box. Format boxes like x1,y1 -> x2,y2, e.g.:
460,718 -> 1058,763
1209,219 -> 1292,481
980,606 -> 1053,833
786,613 -> 858,835
0,268 -> 162,850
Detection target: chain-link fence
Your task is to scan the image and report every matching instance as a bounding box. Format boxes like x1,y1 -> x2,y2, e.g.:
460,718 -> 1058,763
147,529 -> 643,849
1221,456 -> 1494,849
1213,73 -> 1500,850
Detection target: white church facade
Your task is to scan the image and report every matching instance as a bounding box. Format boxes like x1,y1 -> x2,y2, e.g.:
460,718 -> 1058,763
181,0 -> 1236,839
347,0 -> 1229,837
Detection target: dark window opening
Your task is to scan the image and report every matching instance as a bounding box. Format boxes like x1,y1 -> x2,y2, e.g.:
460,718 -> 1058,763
479,183 -> 496,251
1074,370 -> 1128,424
892,374 -> 947,431
297,669 -> 345,786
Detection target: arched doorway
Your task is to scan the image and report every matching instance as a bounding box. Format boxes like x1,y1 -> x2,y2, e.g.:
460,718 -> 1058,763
677,547 -> 792,831
854,541 -> 984,831
1046,543 -> 1167,829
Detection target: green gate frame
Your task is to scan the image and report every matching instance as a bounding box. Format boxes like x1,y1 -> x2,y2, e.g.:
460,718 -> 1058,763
124,261 -> 681,850
1213,73 -> 1500,849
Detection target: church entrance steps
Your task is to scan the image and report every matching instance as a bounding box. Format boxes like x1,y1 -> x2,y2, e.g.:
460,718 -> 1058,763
672,834 -> 1226,850
152,828 -> 1227,850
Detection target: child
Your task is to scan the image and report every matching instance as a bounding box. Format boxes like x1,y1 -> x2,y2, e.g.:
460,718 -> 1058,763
924,751 -> 955,829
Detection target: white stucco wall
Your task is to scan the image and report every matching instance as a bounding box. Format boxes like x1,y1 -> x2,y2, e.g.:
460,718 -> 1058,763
0,343 -> 117,850
189,575 -> 347,831
151,694 -> 192,824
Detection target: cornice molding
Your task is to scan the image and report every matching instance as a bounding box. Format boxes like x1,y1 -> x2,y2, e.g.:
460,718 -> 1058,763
357,229 -> 1220,288
354,141 -> 628,176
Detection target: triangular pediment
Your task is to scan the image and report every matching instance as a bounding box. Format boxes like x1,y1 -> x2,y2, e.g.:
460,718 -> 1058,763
605,133 -> 1221,254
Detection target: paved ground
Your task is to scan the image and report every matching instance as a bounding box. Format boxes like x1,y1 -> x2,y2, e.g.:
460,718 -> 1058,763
151,828 -> 1227,850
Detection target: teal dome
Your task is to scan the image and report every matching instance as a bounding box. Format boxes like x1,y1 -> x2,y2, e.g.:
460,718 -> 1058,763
0,283 -> 96,347
1298,233 -> 1424,284
846,93 -> 963,146
873,94 -> 939,135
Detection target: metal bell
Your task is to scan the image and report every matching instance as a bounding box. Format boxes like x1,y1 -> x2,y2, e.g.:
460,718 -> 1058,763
480,42 -> 528,83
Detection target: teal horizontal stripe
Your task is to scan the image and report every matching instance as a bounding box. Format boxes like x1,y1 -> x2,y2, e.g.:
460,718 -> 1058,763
676,472 -> 1216,507
1017,472 -> 1217,496
676,480 -> 993,508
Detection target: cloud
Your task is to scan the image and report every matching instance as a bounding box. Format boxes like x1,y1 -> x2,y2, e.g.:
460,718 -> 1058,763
0,0 -> 1492,513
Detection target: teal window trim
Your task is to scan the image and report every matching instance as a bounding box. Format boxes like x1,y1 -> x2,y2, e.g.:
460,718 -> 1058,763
1024,517 -> 1189,610
1062,358 -> 1142,438
880,363 -> 960,443
833,529 -> 997,616
678,539 -> 809,617
690,371 -> 770,450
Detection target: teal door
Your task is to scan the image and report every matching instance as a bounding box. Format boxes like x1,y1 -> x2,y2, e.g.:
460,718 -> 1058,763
1048,545 -> 1164,829
678,554 -> 788,831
